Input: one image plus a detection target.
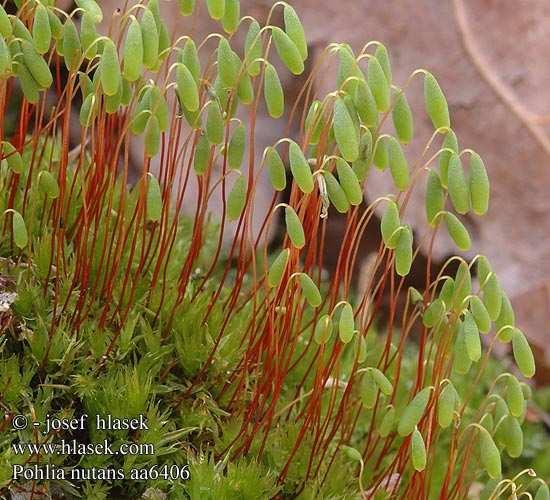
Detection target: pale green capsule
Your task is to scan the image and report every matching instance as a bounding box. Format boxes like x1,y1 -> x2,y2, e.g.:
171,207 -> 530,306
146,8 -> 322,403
375,44 -> 391,82
478,428 -> 501,479
368,57 -> 390,112
1,143 -> 23,174
324,171 -> 349,213
0,5 -> 12,38
288,141 -> 313,194
180,39 -> 200,84
237,72 -> 254,104
206,101 -> 224,145
410,287 -> 425,306
130,88 -> 152,134
285,206 -> 305,249
463,311 -> 481,362
453,326 -> 472,375
337,44 -> 362,92
379,405 -> 396,437
437,382 -> 457,428
283,4 -> 307,61
381,201 -> 400,249
80,13 -> 97,60
13,18 -> 32,43
265,147 -> 286,192
264,63 -> 284,119
411,427 -> 426,471
423,298 -> 445,328
506,375 -> 524,418
447,153 -> 470,214
333,97 -> 359,162
495,292 -> 515,335
79,93 -> 96,126
339,303 -> 354,344
48,10 -> 63,41
156,19 -> 170,64
469,296 -> 491,333
398,387 -> 431,436
304,100 -> 323,145
371,368 -> 393,396
10,210 -> 28,249
75,0 -> 103,23
444,212 -> 471,251
439,277 -> 455,307
104,80 -> 122,114
141,8 -> 159,70
177,0 -> 196,16
314,314 -> 333,345
271,26 -> 304,75
268,248 -> 290,288
21,41 -> 52,89
361,370 -> 378,409
425,170 -> 445,226
221,0 -> 239,34
482,273 -> 502,321
336,158 -> 362,206
38,171 -> 59,199
176,64 -> 199,112
15,60 -> 40,103
146,173 -> 162,222
207,0 -> 226,20
354,79 -> 378,128
502,415 -> 523,458
144,114 -> 161,157
193,134 -> 210,175
373,136 -> 388,170
0,38 -> 10,77
395,226 -> 413,277
62,17 -> 81,71
355,336 -> 367,364
453,261 -> 471,308
353,130 -> 373,182
299,274 -> 321,308
227,174 -> 247,221
439,130 -> 459,187
424,71 -> 450,129
469,152 -> 490,215
244,20 -> 262,77
535,484 -> 550,500
152,87 -> 168,130
477,256 -> 492,286
227,124 -> 246,170
123,16 -> 143,82
33,4 -> 51,55
388,136 -> 409,191
218,38 -> 239,88
342,446 -> 362,463
392,92 -> 413,144
512,328 -> 535,378
99,40 -> 120,97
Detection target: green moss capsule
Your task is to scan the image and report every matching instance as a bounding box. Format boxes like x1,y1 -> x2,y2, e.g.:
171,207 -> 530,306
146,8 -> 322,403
354,79 -> 378,128
80,13 -> 98,60
423,298 -> 445,328
21,41 -> 52,89
373,136 -> 388,170
333,97 -> 359,162
13,18 -> 32,43
265,147 -> 286,192
362,370 -> 378,408
463,311 -> 481,362
388,136 -> 409,191
48,10 -> 63,41
495,292 -> 515,336
9,210 -> 28,249
288,141 -> 313,194
141,8 -> 159,70
177,0 -> 196,15
379,405 -> 396,437
304,100 -> 323,146
453,261 -> 471,308
342,445 -> 362,463
444,212 -> 471,251
437,382 -> 457,428
439,277 -> 455,307
375,44 -> 391,82
75,0 -> 103,23
207,0 -> 226,20
264,63 -> 284,119
395,226 -> 413,277
476,255 -> 492,285
424,71 -> 450,129
371,368 -> 393,396
502,415 -> 523,458
144,114 -> 161,157
244,20 -> 262,77
145,173 -> 162,222
324,171 -> 349,213
336,158 -> 362,206
227,174 -> 247,221
237,72 -> 254,104
283,5 -> 307,61
314,314 -> 333,345
478,428 -> 501,479
1,143 -> 23,174
37,171 -> 59,199
392,92 -> 413,144
285,206 -> 305,249
469,152 -> 489,215
268,248 -> 290,288
425,170 -> 445,226
180,39 -> 200,84
469,296 -> 491,333
447,153 -> 470,214
227,124 -> 246,170
123,16 -> 143,82
535,483 -> 550,500
398,387 -> 431,437
62,17 -> 81,72
217,38 -> 239,88
271,26 -> 304,75
0,38 -> 10,77
79,93 -> 96,127
299,273 -> 321,308
368,57 -> 390,112
339,303 -> 354,344
336,44 -> 362,93
206,101 -> 224,145
193,134 -> 210,175
512,328 -> 535,378
0,5 -> 12,38
381,201 -> 400,248
353,131 -> 373,182
175,64 -> 199,113
506,375 -> 524,418
453,326 -> 472,375
15,61 -> 40,103
99,40 -> 121,97
33,4 -> 51,55
482,273 -> 502,321
221,0 -> 239,34
439,130 -> 459,188
411,427 -> 426,471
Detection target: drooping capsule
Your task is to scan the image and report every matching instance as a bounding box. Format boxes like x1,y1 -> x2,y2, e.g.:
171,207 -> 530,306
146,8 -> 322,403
177,0 -> 196,16
244,20 -> 262,77
354,79 -> 378,128
123,16 -> 144,82
1,143 -> 23,174
75,0 -> 103,23
381,201 -> 400,249
180,39 -> 200,84
268,248 -> 290,288
439,130 -> 459,187
33,4 -> 51,55
425,169 -> 445,226
368,57 -> 390,112
463,311 -> 481,362
227,174 -> 247,221
371,368 -> 393,396
314,314 -> 333,345
336,158 -> 362,206
379,405 -> 396,437
424,71 -> 450,129
283,4 -> 307,61
469,152 -> 490,215
38,171 -> 60,199
144,115 -> 161,157
176,64 -> 199,112
10,210 -> 28,249
333,97 -> 359,162
506,375 -> 524,418
264,63 -> 284,119
397,387 -> 431,436
62,17 -> 81,72
0,5 -> 12,38
324,171 -> 349,213
482,273 -> 502,321
217,37 -> 239,88
227,124 -> 246,170
288,141 -> 313,194
447,153 -> 470,214
437,382 -> 457,428
373,136 -> 388,170
271,26 -> 304,75
411,427 -> 426,471
193,134 -> 210,175
512,328 -> 535,378
206,101 -> 224,145
469,296 -> 491,334
221,0 -> 240,34
21,41 -> 52,89
15,59 -> 40,103
392,91 -> 413,144
338,303 -> 355,344
265,147 -> 286,192
206,0 -> 226,20
444,212 -> 471,251
388,136 -> 409,191
299,273 -> 322,308
146,173 -> 162,222
80,13 -> 98,60
284,206 -> 305,249
99,39 -> 121,97
395,226 -> 413,277
141,8 -> 159,70
478,428 -> 501,479
423,298 -> 445,328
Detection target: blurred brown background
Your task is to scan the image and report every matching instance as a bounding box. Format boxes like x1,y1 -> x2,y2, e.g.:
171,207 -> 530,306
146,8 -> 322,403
56,0 -> 550,382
